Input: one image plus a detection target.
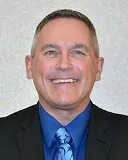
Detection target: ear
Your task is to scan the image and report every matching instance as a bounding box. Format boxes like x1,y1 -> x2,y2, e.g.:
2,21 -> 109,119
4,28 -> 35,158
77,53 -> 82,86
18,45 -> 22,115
96,57 -> 104,81
25,55 -> 33,79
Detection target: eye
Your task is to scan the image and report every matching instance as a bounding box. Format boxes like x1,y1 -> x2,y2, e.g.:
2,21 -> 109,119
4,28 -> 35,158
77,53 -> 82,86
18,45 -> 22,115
71,50 -> 86,57
43,50 -> 59,57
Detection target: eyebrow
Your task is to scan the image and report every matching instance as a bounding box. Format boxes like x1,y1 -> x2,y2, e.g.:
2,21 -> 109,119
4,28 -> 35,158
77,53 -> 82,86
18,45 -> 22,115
40,43 -> 90,52
40,44 -> 61,51
71,44 -> 90,53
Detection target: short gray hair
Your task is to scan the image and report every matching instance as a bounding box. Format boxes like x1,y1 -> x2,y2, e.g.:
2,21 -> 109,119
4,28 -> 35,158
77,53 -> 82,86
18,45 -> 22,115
31,9 -> 99,57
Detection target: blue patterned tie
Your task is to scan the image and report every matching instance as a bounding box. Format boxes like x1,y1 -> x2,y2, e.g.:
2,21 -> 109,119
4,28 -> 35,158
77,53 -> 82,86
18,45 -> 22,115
54,127 -> 74,160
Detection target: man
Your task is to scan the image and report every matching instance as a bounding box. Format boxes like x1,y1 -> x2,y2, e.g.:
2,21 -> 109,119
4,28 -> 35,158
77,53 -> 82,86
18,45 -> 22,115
0,9 -> 128,160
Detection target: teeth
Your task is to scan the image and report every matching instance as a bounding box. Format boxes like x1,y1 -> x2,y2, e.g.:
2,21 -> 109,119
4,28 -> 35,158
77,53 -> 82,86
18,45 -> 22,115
53,79 -> 77,84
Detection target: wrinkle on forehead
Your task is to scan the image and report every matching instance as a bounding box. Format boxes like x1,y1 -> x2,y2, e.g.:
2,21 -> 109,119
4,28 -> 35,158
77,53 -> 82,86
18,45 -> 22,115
40,43 -> 90,53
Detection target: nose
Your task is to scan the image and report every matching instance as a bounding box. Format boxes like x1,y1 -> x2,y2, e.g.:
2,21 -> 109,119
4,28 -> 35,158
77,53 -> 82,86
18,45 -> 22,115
55,54 -> 73,71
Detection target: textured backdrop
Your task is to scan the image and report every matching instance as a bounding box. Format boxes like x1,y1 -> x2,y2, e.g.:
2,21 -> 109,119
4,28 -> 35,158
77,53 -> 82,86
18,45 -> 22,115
0,0 -> 128,117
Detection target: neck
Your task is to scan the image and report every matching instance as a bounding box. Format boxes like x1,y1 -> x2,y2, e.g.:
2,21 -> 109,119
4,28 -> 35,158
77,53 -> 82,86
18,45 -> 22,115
39,99 -> 90,125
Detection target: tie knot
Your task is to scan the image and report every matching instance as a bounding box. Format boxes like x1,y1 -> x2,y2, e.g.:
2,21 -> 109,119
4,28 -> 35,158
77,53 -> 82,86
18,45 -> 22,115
55,127 -> 71,144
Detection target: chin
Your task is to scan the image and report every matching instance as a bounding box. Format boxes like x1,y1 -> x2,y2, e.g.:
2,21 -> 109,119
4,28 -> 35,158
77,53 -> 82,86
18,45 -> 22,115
52,99 -> 77,109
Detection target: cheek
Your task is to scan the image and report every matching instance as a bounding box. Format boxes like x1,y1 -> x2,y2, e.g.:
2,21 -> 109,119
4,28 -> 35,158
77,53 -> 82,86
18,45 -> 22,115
31,58 -> 45,79
78,60 -> 97,80
77,61 -> 89,76
38,60 -> 55,78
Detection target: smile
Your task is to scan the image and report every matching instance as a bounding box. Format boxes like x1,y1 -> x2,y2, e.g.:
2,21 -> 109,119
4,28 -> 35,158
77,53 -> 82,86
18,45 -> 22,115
52,78 -> 77,84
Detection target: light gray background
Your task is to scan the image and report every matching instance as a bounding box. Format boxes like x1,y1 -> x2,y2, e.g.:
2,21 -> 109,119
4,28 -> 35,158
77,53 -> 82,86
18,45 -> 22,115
0,0 -> 128,117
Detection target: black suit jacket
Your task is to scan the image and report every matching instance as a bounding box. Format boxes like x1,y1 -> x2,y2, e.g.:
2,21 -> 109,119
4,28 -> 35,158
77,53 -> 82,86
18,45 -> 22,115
0,102 -> 128,160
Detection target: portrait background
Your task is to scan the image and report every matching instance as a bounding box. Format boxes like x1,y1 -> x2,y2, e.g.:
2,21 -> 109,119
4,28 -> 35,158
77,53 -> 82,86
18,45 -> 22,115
0,0 -> 128,117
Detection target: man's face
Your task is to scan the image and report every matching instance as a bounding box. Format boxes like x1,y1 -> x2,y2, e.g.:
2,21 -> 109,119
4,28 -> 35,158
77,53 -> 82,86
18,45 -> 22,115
25,18 -> 104,112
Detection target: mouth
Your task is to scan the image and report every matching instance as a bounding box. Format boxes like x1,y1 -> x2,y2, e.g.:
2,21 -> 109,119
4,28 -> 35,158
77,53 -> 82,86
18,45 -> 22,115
51,78 -> 77,84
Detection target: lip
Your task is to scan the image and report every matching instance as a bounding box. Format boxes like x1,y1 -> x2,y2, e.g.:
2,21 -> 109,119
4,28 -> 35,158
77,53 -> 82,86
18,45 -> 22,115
47,70 -> 81,85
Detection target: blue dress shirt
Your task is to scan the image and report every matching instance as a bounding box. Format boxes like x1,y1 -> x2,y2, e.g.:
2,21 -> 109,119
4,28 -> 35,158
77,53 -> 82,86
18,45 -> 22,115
38,102 -> 91,160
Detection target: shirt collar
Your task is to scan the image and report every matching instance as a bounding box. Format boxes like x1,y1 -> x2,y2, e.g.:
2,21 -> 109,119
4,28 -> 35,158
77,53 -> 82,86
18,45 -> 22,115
39,104 -> 62,147
38,101 -> 91,148
66,102 -> 91,148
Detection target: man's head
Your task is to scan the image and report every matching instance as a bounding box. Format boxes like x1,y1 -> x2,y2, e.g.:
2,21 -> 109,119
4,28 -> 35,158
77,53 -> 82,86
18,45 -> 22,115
31,9 -> 99,58
25,9 -> 104,118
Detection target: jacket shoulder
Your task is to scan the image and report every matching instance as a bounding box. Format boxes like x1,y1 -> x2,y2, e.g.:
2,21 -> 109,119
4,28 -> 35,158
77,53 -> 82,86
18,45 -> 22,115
0,103 -> 38,131
92,103 -> 128,128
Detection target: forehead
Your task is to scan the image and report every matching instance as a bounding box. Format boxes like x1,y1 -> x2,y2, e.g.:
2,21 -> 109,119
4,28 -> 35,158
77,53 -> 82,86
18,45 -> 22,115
42,17 -> 89,29
41,18 -> 89,32
36,18 -> 92,47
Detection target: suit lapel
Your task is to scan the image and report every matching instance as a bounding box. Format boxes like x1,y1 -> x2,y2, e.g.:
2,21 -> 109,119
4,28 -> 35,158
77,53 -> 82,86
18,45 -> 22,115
85,104 -> 114,160
17,104 -> 44,160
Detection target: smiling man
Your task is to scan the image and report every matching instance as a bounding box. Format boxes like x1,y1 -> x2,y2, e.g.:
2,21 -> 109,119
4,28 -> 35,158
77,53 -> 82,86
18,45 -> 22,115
1,9 -> 128,160
25,16 -> 103,125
